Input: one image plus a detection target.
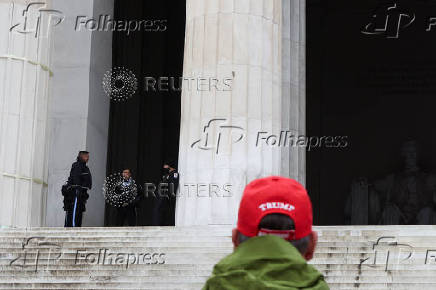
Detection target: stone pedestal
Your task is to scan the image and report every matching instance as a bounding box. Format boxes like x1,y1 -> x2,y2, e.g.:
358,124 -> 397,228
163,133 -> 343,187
176,0 -> 306,226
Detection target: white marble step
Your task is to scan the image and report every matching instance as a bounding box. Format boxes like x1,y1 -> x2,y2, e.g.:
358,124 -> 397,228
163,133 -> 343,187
0,226 -> 435,289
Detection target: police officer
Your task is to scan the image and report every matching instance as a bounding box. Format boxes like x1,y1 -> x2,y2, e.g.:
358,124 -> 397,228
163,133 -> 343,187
63,151 -> 92,227
153,160 -> 179,226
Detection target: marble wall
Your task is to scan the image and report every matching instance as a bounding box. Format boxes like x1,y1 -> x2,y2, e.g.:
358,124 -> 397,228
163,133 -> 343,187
46,0 -> 112,227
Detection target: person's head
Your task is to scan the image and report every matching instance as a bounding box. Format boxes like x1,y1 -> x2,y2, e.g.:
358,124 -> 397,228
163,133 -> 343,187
122,169 -> 132,180
77,151 -> 90,163
233,176 -> 317,261
400,140 -> 419,168
163,159 -> 176,172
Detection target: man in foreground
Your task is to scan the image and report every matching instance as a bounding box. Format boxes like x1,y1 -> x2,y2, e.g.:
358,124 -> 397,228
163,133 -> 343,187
203,176 -> 329,289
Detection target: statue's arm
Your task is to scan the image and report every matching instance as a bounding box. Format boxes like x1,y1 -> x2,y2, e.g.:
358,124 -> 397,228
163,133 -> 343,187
344,193 -> 351,219
373,174 -> 395,203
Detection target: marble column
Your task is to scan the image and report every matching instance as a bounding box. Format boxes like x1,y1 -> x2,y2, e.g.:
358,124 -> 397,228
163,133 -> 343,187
281,0 -> 306,183
0,0 -> 54,227
177,0 -> 291,226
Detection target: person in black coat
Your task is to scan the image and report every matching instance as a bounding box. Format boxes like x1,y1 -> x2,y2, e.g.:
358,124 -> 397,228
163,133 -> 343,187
114,169 -> 142,226
62,151 -> 92,227
152,160 -> 179,226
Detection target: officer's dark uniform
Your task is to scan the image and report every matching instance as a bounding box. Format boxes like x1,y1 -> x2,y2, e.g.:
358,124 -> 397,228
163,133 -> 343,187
63,159 -> 92,227
153,170 -> 179,226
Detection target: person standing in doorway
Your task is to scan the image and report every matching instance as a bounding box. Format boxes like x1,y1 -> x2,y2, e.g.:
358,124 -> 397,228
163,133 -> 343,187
63,151 -> 92,227
114,168 -> 140,226
153,160 -> 179,226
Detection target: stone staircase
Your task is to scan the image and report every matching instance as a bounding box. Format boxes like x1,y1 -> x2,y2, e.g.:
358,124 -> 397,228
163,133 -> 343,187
0,225 -> 436,289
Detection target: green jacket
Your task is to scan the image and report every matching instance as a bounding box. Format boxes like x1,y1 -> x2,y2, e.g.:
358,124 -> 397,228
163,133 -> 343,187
203,235 -> 329,290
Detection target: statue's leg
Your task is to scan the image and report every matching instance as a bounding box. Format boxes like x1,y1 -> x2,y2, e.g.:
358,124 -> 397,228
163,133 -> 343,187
379,204 -> 402,225
369,189 -> 380,224
417,207 -> 434,225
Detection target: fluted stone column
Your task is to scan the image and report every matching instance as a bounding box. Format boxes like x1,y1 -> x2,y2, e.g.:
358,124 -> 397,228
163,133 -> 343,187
0,0 -> 54,227
177,0 -> 306,226
281,0 -> 306,182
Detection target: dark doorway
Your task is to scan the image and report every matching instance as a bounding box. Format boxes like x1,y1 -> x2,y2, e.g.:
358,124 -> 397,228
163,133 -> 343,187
105,0 -> 186,226
307,0 -> 436,225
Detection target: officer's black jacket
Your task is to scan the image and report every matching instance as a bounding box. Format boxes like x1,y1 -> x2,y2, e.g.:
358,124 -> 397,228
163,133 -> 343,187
162,170 -> 179,197
68,161 -> 92,189
62,160 -> 92,212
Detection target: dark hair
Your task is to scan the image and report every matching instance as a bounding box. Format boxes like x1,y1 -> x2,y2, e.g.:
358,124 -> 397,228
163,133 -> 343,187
123,168 -> 132,173
164,159 -> 177,169
77,151 -> 89,161
238,213 -> 310,254
258,213 -> 295,230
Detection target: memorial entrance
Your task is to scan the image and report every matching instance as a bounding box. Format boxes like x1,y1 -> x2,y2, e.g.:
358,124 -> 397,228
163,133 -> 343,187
307,0 -> 436,225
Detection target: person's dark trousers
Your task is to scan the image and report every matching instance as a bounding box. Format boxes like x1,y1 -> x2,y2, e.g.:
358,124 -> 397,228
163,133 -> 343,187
153,197 -> 175,226
152,196 -> 169,226
64,188 -> 84,227
115,204 -> 136,226
167,196 -> 176,226
64,209 -> 83,227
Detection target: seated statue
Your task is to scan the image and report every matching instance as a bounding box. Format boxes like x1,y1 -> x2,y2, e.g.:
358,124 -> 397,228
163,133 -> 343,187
345,141 -> 436,225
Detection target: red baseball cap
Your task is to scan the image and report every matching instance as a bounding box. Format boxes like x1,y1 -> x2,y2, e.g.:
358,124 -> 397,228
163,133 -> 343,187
237,176 -> 313,240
